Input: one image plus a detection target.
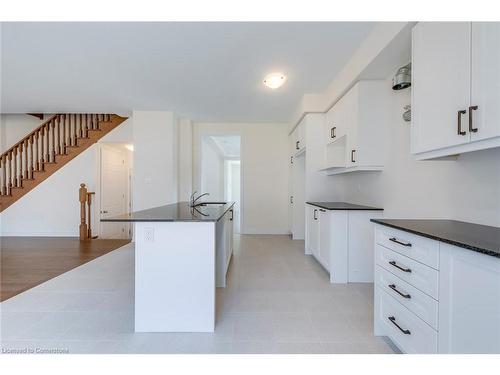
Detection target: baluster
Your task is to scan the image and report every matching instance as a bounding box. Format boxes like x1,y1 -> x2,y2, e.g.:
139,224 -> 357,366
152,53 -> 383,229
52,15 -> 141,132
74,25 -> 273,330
45,124 -> 50,165
62,114 -> 67,154
23,140 -> 28,179
78,114 -> 82,138
7,152 -> 12,194
1,155 -> 5,195
34,131 -> 39,171
18,143 -> 23,182
29,136 -> 34,179
40,126 -> 45,166
13,147 -> 18,187
70,114 -> 74,146
52,118 -> 57,158
84,114 -> 88,137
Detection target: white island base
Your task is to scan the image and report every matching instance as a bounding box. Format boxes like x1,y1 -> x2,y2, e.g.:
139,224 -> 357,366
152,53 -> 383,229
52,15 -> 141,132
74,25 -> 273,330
134,221 -> 216,332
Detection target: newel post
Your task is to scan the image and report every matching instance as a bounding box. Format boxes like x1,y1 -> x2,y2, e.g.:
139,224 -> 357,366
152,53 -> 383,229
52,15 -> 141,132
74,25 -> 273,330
79,183 -> 88,240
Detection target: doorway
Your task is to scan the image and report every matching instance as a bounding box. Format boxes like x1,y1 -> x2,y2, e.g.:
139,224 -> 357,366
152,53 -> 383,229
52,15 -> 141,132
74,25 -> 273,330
99,143 -> 133,239
200,135 -> 241,234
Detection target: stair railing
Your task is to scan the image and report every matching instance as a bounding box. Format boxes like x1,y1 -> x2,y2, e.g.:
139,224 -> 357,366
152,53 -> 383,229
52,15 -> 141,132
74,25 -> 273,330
0,114 -> 112,197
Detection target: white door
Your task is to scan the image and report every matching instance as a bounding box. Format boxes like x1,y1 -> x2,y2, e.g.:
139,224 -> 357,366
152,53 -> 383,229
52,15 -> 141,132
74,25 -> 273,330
411,22 -> 471,153
470,22 -> 500,142
100,145 -> 129,239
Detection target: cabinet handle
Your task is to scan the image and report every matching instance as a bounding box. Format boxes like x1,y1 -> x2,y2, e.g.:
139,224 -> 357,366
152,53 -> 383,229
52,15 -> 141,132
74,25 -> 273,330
469,105 -> 478,133
388,284 -> 411,299
388,316 -> 411,335
319,209 -> 326,212
290,156 -> 293,164
296,141 -> 300,150
229,209 -> 233,221
457,110 -> 467,135
351,149 -> 356,163
290,196 -> 293,204
330,126 -> 336,139
389,237 -> 412,247
101,210 -> 109,214
313,209 -> 317,220
389,260 -> 412,273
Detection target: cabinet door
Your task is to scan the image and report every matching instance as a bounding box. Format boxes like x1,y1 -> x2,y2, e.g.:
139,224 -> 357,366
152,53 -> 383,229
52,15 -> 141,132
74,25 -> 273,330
439,243 -> 500,353
307,206 -> 319,257
325,105 -> 337,144
470,22 -> 500,142
411,22 -> 471,153
318,209 -> 330,269
344,85 -> 358,167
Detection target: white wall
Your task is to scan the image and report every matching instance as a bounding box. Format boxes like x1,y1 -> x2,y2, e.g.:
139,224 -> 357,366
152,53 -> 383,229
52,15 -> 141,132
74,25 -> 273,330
0,117 -> 133,236
177,117 -> 193,201
325,80 -> 500,227
132,111 -> 178,211
193,122 -> 289,235
0,114 -> 47,153
200,137 -> 225,201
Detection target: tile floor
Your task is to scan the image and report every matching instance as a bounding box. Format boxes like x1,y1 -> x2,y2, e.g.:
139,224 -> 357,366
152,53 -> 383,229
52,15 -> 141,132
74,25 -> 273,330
0,235 -> 398,354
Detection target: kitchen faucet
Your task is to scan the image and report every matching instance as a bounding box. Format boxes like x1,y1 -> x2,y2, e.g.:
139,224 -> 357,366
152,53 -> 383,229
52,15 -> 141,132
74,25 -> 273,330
190,191 -> 210,207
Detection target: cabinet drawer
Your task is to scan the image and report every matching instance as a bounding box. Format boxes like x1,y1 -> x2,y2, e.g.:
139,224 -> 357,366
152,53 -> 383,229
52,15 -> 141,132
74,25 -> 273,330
376,245 -> 439,299
375,288 -> 438,354
376,265 -> 438,330
376,225 -> 439,269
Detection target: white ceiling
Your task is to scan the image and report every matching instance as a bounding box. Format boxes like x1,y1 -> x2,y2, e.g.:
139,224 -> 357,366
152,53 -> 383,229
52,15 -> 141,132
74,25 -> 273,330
1,22 -> 375,122
210,135 -> 241,158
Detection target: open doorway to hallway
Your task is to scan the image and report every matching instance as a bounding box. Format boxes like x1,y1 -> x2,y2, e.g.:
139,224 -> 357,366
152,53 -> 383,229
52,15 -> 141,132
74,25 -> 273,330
98,143 -> 133,239
201,135 -> 241,233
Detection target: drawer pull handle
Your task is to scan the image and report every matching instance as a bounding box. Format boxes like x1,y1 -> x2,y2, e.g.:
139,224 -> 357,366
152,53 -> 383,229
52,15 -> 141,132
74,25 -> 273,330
389,261 -> 412,273
389,237 -> 412,247
388,316 -> 411,335
388,284 -> 411,299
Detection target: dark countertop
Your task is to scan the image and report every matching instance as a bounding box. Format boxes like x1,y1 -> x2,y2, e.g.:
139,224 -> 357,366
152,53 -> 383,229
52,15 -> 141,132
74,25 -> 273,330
307,202 -> 383,211
371,219 -> 500,258
101,201 -> 235,223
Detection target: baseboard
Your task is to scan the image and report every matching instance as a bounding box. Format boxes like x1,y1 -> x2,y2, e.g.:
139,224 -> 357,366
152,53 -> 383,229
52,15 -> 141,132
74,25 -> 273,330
241,229 -> 291,235
0,231 -> 78,237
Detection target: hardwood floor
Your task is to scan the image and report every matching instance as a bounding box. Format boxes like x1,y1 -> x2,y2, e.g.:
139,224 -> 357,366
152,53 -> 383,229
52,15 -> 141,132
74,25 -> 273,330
0,237 -> 130,302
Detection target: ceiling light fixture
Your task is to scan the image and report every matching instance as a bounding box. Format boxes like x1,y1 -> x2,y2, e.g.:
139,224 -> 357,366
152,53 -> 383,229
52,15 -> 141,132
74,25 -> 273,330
263,73 -> 286,89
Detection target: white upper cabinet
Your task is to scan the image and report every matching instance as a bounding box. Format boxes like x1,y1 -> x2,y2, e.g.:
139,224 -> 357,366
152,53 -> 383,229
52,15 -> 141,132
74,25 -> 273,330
323,80 -> 390,174
412,22 -> 500,159
470,22 -> 500,142
411,22 -> 471,153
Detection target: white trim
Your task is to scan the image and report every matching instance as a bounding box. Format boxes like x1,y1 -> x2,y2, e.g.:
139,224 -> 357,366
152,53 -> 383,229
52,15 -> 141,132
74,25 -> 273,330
241,229 -> 290,235
0,231 -> 78,237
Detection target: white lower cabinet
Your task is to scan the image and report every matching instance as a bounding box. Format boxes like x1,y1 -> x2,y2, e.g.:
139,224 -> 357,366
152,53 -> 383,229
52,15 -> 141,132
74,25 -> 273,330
305,204 -> 382,283
375,288 -> 438,354
438,243 -> 500,353
374,224 -> 500,354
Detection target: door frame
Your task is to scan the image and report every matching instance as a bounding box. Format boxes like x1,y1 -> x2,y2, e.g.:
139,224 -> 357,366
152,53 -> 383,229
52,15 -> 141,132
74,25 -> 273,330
97,143 -> 132,239
195,131 -> 244,233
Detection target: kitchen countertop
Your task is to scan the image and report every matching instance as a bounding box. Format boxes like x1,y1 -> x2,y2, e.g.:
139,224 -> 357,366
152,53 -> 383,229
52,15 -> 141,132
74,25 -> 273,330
306,202 -> 383,211
371,219 -> 500,258
101,201 -> 235,223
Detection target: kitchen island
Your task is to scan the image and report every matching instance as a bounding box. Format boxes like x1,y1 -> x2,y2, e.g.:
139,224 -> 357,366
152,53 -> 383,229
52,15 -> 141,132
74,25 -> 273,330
102,201 -> 235,332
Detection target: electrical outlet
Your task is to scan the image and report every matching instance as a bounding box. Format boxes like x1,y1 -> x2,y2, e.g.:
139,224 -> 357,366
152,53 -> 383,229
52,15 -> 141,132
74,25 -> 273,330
144,227 -> 154,242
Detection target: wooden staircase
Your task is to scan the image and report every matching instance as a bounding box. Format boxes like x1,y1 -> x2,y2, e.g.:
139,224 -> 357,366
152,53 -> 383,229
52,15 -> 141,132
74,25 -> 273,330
0,114 -> 128,213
